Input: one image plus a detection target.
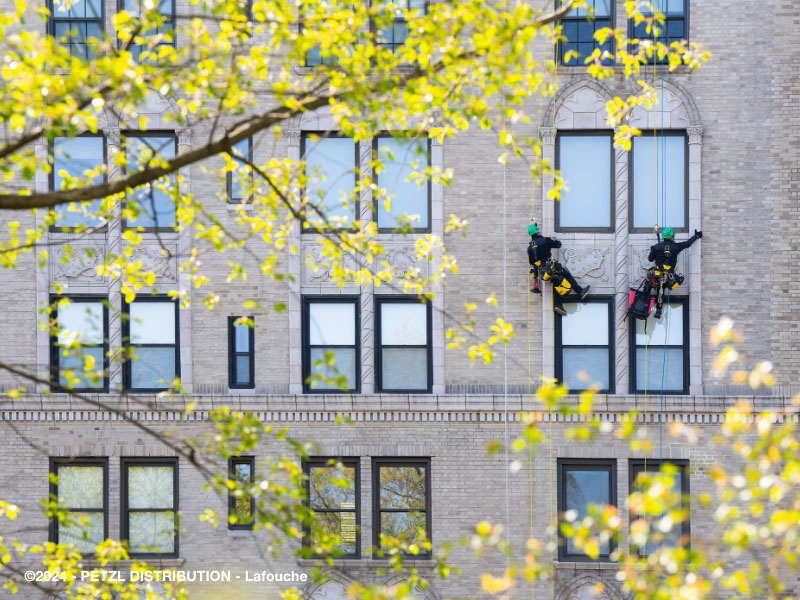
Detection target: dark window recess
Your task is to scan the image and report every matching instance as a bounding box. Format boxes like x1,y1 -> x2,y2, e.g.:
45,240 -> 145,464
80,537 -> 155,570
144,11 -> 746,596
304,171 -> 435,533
372,458 -> 431,557
376,297 -> 432,393
374,135 -> 430,231
123,132 -> 177,230
558,0 -> 613,66
629,459 -> 690,555
302,297 -> 360,393
123,298 -> 180,392
629,0 -> 687,62
48,0 -> 104,59
50,296 -> 109,392
227,137 -> 253,202
49,459 -> 108,553
118,0 -> 175,61
555,299 -> 614,393
630,299 -> 689,394
558,459 -> 617,561
228,457 -> 255,530
228,316 -> 255,389
304,458 -> 360,557
374,0 -> 426,55
50,135 -> 106,229
121,458 -> 178,557
301,133 -> 358,229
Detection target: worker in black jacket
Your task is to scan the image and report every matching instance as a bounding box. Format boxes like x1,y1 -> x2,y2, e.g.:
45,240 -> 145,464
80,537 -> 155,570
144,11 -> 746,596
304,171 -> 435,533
527,223 -> 590,316
647,227 -> 702,318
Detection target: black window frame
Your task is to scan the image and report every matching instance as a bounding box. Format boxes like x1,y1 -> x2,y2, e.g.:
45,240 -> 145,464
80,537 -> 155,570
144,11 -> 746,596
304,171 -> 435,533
121,457 -> 179,558
47,0 -> 106,59
301,296 -> 361,394
226,137 -> 253,203
372,457 -> 432,559
370,0 -> 428,56
122,130 -> 178,232
372,133 -> 432,233
48,133 -> 108,232
554,296 -> 615,394
627,0 -> 689,64
555,130 -> 615,233
556,0 -> 615,67
228,456 -> 255,531
300,132 -> 360,232
629,130 -> 689,233
49,295 -> 110,393
628,458 -> 690,555
375,296 -> 432,393
302,457 -> 361,558
49,457 -> 109,552
557,458 -> 617,562
629,296 -> 689,395
116,0 -> 176,59
299,3 -> 350,68
228,316 -> 255,389
122,296 -> 181,393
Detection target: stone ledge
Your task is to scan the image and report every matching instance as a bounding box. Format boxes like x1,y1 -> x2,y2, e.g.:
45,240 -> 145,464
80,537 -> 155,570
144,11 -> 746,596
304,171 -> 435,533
297,558 -> 436,569
554,561 -> 619,571
80,558 -> 186,568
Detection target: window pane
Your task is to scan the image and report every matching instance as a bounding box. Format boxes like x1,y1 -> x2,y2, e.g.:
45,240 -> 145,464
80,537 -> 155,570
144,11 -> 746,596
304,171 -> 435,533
666,0 -> 684,15
636,347 -> 684,391
59,512 -> 104,552
305,137 -> 356,226
309,347 -> 356,389
559,136 -> 611,228
308,465 -> 356,509
312,511 -> 357,553
594,0 -> 610,16
380,302 -> 426,345
633,466 -> 685,553
632,135 -> 685,229
381,347 -> 428,390
126,136 -> 176,229
235,355 -> 250,384
232,462 -> 252,522
128,466 -> 174,509
128,512 -> 174,553
376,137 -> 428,229
230,138 -> 251,199
129,302 -> 175,344
379,466 -> 426,509
562,347 -> 609,390
57,466 -> 103,508
59,347 -> 105,388
308,303 -> 355,345
380,511 -> 426,546
564,468 -> 610,554
57,301 -> 104,345
234,323 -> 250,352
53,137 -> 104,227
560,302 -> 608,345
130,347 -> 176,389
635,303 -> 684,345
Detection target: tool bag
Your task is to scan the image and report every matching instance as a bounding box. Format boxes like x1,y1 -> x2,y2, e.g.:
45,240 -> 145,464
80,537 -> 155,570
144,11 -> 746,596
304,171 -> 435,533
627,283 -> 654,320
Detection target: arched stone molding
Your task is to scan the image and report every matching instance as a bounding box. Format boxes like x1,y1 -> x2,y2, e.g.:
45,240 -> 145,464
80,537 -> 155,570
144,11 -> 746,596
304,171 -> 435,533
382,573 -> 441,600
556,572 -> 619,600
302,571 -> 357,599
541,78 -> 614,130
119,88 -> 180,130
628,78 -> 702,129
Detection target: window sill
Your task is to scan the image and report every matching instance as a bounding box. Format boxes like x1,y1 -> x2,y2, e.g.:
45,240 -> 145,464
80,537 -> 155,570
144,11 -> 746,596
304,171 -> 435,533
297,558 -> 435,568
554,560 -> 618,570
81,558 -> 185,568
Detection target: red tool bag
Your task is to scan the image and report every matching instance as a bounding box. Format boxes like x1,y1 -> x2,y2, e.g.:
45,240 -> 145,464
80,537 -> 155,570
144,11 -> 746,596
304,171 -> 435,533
627,285 -> 654,320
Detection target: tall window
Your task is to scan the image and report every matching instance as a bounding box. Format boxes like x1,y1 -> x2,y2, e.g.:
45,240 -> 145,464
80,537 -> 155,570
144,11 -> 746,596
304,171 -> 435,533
629,459 -> 689,555
630,132 -> 687,231
556,133 -> 613,231
119,0 -> 175,61
558,459 -> 617,561
49,459 -> 108,553
302,133 -> 358,229
630,299 -> 688,394
228,316 -> 254,389
122,458 -> 178,557
374,135 -> 429,231
629,0 -> 688,62
372,458 -> 431,557
374,0 -> 426,55
376,297 -> 431,393
124,298 -> 180,391
51,135 -> 105,229
558,0 -> 613,66
228,457 -> 255,530
227,137 -> 253,202
304,458 -> 360,557
301,4 -> 342,67
48,0 -> 104,59
124,132 -> 177,230
50,296 -> 108,391
302,297 -> 359,393
555,300 -> 613,393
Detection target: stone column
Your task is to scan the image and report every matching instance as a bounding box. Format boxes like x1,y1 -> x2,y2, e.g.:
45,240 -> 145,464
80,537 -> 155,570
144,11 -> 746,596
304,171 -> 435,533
430,136 -> 445,395
359,139 -> 375,394
35,141 -> 50,391
286,129 -> 303,395
539,127 -> 556,380
104,127 -> 124,392
687,125 -> 703,395
176,128 -> 193,391
613,128 -> 631,394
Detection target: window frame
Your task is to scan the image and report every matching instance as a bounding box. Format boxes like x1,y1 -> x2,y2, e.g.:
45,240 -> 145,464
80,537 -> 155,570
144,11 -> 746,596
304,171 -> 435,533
371,457 -> 432,559
628,458 -> 690,555
370,0 -> 429,56
48,133 -> 108,232
302,457 -> 361,558
120,457 -> 179,558
628,130 -> 689,233
226,137 -> 253,203
49,295 -> 110,393
228,456 -> 255,531
116,0 -> 177,56
122,131 -> 178,232
47,0 -> 106,59
557,458 -> 617,562
627,0 -> 689,64
556,0 -> 615,67
554,296 -> 615,394
372,134 -> 432,233
228,316 -> 255,389
49,457 -> 109,552
301,296 -> 361,394
300,132 -> 360,232
554,130 -> 615,233
122,296 -> 181,393
629,296 -> 689,395
375,296 -> 432,393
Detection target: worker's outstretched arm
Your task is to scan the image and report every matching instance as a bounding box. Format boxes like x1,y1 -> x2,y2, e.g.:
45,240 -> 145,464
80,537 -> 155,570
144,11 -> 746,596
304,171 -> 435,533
677,230 -> 702,250
548,237 -> 562,249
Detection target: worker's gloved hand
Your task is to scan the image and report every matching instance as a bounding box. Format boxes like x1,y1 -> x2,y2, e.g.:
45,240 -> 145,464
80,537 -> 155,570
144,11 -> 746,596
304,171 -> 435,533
695,229 -> 703,238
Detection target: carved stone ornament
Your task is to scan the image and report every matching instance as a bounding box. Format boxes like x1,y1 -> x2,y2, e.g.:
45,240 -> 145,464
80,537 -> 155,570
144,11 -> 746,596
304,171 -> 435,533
686,125 -> 704,144
130,245 -> 176,282
379,245 -> 429,280
303,245 -> 359,284
539,127 -> 556,145
307,581 -> 348,600
561,246 -> 610,283
51,244 -> 105,283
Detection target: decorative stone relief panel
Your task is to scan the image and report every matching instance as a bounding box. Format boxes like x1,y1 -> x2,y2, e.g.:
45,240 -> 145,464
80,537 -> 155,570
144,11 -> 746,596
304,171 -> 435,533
302,245 -> 360,285
550,82 -> 612,130
556,572 -> 623,600
561,244 -> 613,286
51,243 -> 105,284
121,89 -> 178,130
629,87 -> 691,130
129,245 -> 177,283
378,245 -> 430,281
306,580 -> 349,600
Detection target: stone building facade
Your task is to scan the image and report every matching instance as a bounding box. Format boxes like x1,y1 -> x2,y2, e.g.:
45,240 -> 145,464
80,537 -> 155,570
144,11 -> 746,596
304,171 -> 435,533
0,0 -> 798,599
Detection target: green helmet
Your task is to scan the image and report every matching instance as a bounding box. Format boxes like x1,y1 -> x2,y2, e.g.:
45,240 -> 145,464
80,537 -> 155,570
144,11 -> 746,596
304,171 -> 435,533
661,227 -> 675,240
528,223 -> 540,236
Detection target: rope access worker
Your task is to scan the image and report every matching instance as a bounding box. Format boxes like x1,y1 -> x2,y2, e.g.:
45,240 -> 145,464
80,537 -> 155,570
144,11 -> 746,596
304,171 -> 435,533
647,227 -> 702,319
527,223 -> 590,316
